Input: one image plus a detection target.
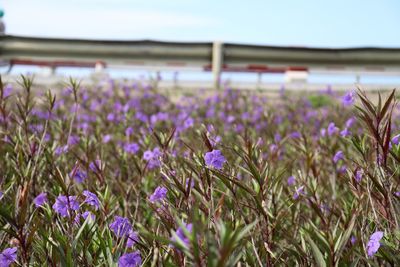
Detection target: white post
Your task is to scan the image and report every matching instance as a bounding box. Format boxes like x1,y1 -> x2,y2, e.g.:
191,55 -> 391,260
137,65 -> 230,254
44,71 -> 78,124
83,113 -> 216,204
212,41 -> 223,89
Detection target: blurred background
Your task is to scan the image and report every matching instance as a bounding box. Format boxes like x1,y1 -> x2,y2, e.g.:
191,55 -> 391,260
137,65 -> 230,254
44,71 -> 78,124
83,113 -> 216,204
1,0 -> 400,89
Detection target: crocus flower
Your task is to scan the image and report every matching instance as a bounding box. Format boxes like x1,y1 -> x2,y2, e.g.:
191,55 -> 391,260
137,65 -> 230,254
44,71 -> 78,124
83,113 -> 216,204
52,195 -> 80,217
366,231 -> 384,257
204,150 -> 226,170
0,247 -> 17,267
333,151 -> 344,163
149,186 -> 167,203
83,190 -> 100,210
33,192 -> 48,207
110,216 -> 132,237
118,251 -> 141,267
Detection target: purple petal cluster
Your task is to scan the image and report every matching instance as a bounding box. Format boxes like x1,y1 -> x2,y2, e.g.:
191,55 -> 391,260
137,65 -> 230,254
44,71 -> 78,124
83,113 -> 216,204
52,195 -> 80,217
118,251 -> 141,267
149,186 -> 168,203
366,231 -> 384,257
204,150 -> 226,170
110,216 -> 132,237
33,192 -> 48,207
0,247 -> 17,267
83,190 -> 100,210
333,151 -> 344,163
124,143 -> 140,154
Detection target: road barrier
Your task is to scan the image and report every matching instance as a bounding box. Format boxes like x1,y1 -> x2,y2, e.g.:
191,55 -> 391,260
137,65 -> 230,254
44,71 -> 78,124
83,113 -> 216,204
1,35 -> 400,87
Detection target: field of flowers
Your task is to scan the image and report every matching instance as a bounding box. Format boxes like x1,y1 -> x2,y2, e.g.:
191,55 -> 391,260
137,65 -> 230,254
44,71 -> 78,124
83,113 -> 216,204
0,76 -> 399,266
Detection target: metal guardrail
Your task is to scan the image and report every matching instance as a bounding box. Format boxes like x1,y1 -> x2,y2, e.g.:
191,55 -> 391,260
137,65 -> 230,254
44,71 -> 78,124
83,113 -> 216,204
1,35 -> 400,87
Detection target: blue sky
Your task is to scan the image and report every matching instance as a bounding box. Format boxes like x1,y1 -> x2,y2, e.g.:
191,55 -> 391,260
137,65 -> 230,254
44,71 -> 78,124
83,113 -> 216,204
2,0 -> 400,48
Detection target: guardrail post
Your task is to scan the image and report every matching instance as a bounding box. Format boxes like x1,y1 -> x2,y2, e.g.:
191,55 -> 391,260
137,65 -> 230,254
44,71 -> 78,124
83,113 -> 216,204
212,41 -> 223,89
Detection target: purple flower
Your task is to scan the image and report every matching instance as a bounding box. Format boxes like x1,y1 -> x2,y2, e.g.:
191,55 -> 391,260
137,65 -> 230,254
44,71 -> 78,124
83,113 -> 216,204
125,127 -> 134,136
171,223 -> 193,247
394,191 -> 400,197
345,117 -> 356,128
293,186 -> 305,200
149,186 -> 168,203
350,236 -> 357,245
110,216 -> 132,237
83,190 -> 100,210
366,231 -> 384,257
33,192 -> 48,207
102,134 -> 112,143
143,148 -> 162,169
124,143 -> 140,154
74,211 -> 96,224
143,150 -> 154,161
107,113 -> 116,122
333,151 -> 344,163
342,91 -> 355,106
287,176 -> 296,186
118,251 -> 141,267
126,231 -> 139,248
0,247 -> 17,267
274,133 -> 282,143
355,169 -> 363,183
327,122 -> 339,136
0,191 -> 3,199
290,131 -> 301,139
67,135 -> 80,146
71,168 -> 87,184
89,160 -> 102,172
55,145 -> 69,155
204,150 -> 226,170
82,211 -> 96,221
209,135 -> 221,147
392,134 -> 400,145
184,117 -> 194,129
52,195 -> 80,217
340,128 -> 351,137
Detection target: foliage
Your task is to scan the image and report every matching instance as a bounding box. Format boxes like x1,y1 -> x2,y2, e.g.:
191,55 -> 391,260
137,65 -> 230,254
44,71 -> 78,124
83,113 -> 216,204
0,75 -> 399,266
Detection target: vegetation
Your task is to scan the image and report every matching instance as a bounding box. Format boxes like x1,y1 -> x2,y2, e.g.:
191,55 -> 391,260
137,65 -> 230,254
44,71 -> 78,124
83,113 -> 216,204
0,76 -> 399,266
